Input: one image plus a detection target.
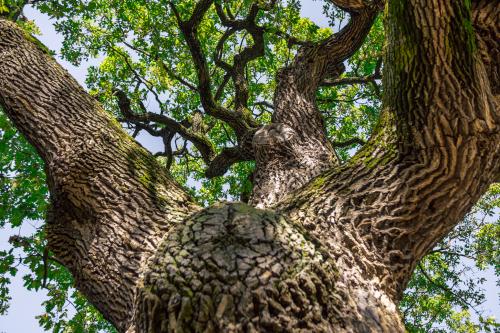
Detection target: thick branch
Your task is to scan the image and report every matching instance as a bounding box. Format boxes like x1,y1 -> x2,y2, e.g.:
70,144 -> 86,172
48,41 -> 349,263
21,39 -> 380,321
213,2 -> 268,118
205,146 -> 253,178
115,88 -> 258,177
250,3 -> 380,207
253,100 -> 274,110
472,0 -> 499,100
321,58 -> 382,87
272,4 -> 379,143
0,19 -> 199,331
331,137 -> 366,148
327,0 -> 384,13
277,0 -> 499,303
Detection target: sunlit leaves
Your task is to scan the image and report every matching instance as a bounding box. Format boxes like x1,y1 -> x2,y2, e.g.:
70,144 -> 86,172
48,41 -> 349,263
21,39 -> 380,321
0,108 -> 48,228
402,184 -> 500,332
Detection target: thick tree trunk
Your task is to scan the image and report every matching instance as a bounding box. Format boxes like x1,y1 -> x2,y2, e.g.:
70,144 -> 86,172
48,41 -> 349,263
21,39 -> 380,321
133,203 -> 404,332
0,0 -> 498,332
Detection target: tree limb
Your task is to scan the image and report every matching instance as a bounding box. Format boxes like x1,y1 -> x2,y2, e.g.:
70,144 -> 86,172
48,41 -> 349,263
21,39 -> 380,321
170,0 -> 256,138
249,2 -> 382,207
213,2 -> 268,114
114,89 -> 215,164
277,0 -> 499,303
331,137 -> 366,148
205,146 -> 251,178
327,0 -> 384,13
254,100 -> 274,110
321,58 -> 382,86
273,4 -> 380,141
0,19 -> 199,331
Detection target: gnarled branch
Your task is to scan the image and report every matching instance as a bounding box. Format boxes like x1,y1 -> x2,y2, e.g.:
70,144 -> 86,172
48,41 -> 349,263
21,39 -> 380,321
114,89 -> 216,164
250,2 -> 381,207
170,0 -> 256,138
279,0 -> 499,303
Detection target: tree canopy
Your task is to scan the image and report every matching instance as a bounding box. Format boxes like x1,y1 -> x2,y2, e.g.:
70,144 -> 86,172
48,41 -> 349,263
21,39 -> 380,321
0,0 -> 498,332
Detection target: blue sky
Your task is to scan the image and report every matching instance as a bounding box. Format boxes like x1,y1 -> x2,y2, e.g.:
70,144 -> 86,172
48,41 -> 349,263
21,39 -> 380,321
0,1 -> 498,332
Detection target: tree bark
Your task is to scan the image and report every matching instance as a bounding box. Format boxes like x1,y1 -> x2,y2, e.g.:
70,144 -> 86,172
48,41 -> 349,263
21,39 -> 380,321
0,0 -> 498,332
0,20 -> 200,331
250,4 -> 380,208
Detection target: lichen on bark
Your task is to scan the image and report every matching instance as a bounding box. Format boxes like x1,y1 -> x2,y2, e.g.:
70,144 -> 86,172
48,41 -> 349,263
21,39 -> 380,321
135,203 -> 341,332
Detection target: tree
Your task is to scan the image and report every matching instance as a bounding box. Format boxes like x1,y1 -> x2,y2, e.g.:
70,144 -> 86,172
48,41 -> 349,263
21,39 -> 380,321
0,0 -> 498,332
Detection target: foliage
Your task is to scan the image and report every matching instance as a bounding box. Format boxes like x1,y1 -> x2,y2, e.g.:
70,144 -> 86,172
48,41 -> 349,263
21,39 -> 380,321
401,188 -> 500,332
0,0 -> 498,332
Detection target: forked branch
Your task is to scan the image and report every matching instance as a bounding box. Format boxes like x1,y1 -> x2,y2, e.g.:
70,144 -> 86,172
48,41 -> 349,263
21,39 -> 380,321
114,89 -> 216,164
170,0 -> 257,138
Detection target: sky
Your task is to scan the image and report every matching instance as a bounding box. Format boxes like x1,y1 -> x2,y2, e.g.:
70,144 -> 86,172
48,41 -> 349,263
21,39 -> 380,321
0,1 -> 498,333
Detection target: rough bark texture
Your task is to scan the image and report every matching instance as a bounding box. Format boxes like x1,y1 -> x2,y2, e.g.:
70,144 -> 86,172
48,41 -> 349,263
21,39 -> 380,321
0,20 -> 200,331
133,202 -> 403,332
0,0 -> 499,332
250,5 -> 380,207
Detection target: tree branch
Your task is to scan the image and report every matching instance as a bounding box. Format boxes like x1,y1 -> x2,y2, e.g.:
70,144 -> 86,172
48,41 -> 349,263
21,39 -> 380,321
273,4 -> 380,140
249,3 -> 381,207
114,89 -> 215,164
213,2 -> 267,114
327,0 -> 384,13
471,0 -> 499,102
205,146 -> 252,178
331,137 -> 366,148
276,0 -> 499,302
321,58 -> 382,86
253,100 -> 274,110
0,19 -> 199,331
115,88 -> 256,178
170,0 -> 256,138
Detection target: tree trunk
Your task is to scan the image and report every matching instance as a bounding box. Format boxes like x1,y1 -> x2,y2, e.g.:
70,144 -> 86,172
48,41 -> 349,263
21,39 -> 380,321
0,0 -> 498,332
133,202 -> 404,332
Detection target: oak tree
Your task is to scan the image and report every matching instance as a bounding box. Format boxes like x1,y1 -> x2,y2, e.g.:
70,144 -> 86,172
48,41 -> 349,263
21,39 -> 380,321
0,0 -> 499,332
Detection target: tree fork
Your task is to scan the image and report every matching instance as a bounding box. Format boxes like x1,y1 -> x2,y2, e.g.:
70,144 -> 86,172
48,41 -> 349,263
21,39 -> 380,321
0,21 -> 408,329
0,0 -> 499,331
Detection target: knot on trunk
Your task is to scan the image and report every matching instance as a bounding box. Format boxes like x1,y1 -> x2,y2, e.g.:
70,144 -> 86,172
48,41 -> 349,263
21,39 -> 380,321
134,202 -> 341,332
250,123 -> 335,208
253,123 -> 300,157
